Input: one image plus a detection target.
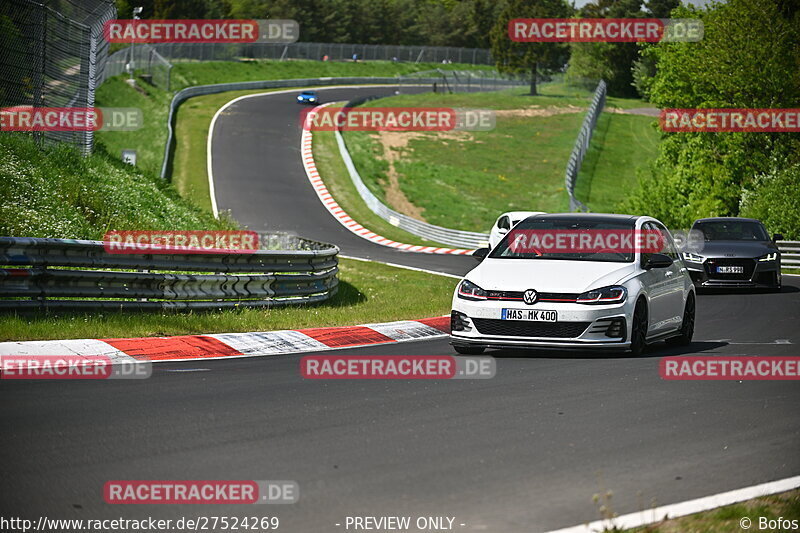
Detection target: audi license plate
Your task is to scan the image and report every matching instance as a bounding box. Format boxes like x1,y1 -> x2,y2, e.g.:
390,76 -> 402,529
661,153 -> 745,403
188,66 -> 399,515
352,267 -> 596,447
716,265 -> 744,274
502,309 -> 557,322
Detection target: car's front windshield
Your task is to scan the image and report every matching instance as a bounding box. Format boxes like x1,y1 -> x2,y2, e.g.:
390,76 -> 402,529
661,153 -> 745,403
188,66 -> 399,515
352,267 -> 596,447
489,218 -> 638,263
693,221 -> 769,241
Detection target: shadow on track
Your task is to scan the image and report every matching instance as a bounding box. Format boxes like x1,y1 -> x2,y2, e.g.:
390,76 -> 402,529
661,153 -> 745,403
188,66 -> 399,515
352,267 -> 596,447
483,340 -> 728,360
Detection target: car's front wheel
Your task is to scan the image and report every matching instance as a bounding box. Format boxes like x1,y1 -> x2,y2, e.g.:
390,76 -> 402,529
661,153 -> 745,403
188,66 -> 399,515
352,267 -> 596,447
453,345 -> 485,355
667,292 -> 695,346
629,299 -> 648,356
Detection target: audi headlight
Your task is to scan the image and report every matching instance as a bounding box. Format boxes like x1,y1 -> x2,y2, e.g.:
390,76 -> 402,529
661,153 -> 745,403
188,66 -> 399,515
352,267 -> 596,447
758,252 -> 777,262
576,285 -> 627,305
457,279 -> 488,300
682,252 -> 704,263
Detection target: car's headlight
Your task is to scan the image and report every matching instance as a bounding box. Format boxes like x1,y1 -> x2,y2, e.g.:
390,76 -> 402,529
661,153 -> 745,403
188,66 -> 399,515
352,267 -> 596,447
576,285 -> 627,305
297,96 -> 303,100
682,252 -> 704,263
758,252 -> 778,262
309,97 -> 317,102
457,279 -> 488,300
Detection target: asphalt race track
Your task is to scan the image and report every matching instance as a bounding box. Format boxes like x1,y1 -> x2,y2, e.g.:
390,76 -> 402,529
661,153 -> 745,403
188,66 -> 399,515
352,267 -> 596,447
209,85 -> 476,276
2,86 -> 799,532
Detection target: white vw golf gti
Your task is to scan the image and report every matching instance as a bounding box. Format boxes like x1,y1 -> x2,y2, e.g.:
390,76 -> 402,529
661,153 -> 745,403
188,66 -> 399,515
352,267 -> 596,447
451,213 -> 696,355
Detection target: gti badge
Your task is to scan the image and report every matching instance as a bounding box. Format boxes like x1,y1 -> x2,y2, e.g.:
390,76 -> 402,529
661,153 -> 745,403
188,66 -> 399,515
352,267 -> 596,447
523,289 -> 538,305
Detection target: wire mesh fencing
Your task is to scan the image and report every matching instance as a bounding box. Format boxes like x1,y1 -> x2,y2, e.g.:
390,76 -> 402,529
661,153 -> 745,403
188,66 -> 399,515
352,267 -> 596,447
101,43 -> 173,90
0,0 -> 116,154
396,69 -> 529,94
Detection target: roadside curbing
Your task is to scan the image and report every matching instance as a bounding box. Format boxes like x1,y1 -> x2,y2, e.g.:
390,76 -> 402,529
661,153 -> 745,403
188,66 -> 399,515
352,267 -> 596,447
300,104 -> 474,255
0,316 -> 450,363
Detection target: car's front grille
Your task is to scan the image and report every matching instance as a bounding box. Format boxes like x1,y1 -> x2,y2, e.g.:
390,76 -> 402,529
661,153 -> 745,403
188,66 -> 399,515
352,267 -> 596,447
486,290 -> 579,302
472,319 -> 590,338
705,258 -> 755,280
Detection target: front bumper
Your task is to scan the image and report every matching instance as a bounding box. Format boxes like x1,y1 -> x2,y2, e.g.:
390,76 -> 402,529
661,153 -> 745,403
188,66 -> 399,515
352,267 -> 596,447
450,298 -> 632,350
685,258 -> 780,288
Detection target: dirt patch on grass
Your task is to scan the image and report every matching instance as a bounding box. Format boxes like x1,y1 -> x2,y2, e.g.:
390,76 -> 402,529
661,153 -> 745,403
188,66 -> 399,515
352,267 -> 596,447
493,104 -> 584,118
370,130 -> 477,220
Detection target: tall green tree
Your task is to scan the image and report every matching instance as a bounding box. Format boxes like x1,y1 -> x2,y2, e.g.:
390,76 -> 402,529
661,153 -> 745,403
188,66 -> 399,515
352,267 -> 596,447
622,0 -> 800,227
490,0 -> 572,95
565,0 -> 646,97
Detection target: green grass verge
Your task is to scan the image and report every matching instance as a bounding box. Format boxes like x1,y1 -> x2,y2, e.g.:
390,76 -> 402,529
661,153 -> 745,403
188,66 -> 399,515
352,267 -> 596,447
0,258 -> 455,341
574,112 -> 661,214
94,75 -> 172,178
0,133 -> 231,239
169,60 -> 494,91
621,489 -> 799,533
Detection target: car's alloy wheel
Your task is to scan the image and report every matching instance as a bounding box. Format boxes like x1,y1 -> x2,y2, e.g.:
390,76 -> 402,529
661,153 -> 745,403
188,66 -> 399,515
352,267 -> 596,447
629,300 -> 648,356
667,293 -> 695,346
453,345 -> 485,355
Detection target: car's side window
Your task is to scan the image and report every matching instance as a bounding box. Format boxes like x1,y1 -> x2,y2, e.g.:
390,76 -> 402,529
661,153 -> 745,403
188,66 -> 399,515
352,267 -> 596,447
497,216 -> 510,230
640,222 -> 652,267
653,222 -> 679,259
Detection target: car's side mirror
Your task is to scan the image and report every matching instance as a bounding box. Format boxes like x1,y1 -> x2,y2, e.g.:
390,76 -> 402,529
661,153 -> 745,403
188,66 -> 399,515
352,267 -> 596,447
498,228 -> 508,235
644,253 -> 673,269
773,233 -> 784,242
472,248 -> 489,261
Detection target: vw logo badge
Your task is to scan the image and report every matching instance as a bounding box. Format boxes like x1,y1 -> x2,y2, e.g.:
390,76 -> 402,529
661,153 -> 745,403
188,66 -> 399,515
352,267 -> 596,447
523,289 -> 538,305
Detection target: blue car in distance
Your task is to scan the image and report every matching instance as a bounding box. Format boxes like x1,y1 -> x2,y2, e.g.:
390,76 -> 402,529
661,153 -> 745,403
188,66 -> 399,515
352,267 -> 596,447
296,90 -> 318,104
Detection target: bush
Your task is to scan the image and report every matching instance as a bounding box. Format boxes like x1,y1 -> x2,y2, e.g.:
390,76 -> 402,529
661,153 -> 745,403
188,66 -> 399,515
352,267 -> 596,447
740,164 -> 800,240
0,134 -> 234,239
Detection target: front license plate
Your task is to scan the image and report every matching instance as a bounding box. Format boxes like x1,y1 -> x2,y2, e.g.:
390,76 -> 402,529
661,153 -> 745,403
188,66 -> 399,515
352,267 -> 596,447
717,265 -> 744,274
501,309 -> 557,322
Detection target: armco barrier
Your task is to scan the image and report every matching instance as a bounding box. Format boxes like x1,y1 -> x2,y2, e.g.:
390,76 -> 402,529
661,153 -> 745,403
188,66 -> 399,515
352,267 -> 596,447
778,241 -> 800,268
330,99 -> 490,249
0,235 -> 338,311
565,80 -> 606,212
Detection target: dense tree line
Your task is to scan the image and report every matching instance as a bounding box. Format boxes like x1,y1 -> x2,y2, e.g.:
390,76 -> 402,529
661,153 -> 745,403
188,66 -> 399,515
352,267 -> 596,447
113,0 -> 507,48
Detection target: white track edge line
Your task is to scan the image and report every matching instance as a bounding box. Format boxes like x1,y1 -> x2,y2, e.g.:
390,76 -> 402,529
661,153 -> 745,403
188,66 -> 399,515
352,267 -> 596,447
545,475 -> 800,533
340,254 -> 462,279
206,84 -> 406,220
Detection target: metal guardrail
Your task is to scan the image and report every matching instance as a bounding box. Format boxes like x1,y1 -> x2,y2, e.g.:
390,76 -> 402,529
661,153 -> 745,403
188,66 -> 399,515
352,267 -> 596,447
565,80 -> 606,212
778,241 -> 800,268
0,235 -> 339,311
331,98 -> 490,249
